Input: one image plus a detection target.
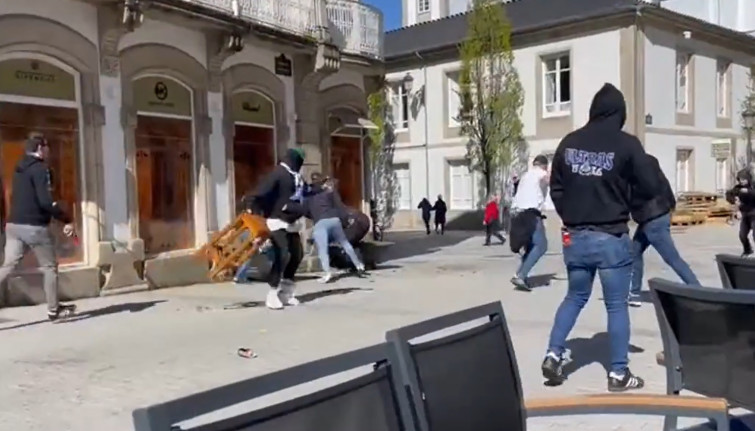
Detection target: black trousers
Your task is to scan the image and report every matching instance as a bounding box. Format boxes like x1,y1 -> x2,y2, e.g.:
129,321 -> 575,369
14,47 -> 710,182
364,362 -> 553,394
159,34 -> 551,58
268,229 -> 303,288
485,223 -> 505,244
435,219 -> 445,234
740,212 -> 755,254
422,217 -> 431,234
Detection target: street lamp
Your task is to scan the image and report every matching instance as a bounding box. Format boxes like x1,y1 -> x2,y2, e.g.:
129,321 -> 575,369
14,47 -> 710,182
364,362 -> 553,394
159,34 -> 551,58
401,73 -> 414,93
743,97 -> 755,167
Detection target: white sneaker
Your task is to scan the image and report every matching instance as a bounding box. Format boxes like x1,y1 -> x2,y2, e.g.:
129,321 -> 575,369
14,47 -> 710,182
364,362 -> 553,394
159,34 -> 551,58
279,283 -> 299,306
265,288 -> 284,310
318,272 -> 334,283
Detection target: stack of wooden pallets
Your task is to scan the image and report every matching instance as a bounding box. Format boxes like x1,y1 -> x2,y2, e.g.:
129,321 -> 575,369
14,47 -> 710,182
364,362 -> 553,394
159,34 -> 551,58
671,192 -> 735,226
197,213 -> 270,281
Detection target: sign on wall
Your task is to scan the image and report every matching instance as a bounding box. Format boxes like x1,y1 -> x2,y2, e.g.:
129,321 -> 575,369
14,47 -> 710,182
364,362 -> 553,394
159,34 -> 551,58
133,77 -> 192,117
274,54 -> 292,77
0,59 -> 76,101
711,139 -> 732,159
231,92 -> 274,125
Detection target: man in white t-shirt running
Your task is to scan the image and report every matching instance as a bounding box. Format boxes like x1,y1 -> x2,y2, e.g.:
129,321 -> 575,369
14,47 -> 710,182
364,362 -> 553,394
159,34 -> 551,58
510,155 -> 549,290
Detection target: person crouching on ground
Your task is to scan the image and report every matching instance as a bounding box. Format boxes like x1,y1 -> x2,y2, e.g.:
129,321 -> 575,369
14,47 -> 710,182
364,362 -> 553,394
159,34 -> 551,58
417,198 -> 433,235
483,194 -> 506,246
0,133 -> 77,321
305,173 -> 366,283
726,169 -> 755,256
509,155 -> 550,291
246,148 -> 307,310
628,154 -> 699,307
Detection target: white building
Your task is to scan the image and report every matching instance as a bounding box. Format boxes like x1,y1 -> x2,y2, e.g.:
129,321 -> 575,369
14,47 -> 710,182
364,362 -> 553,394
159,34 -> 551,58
385,0 -> 755,230
0,0 -> 383,304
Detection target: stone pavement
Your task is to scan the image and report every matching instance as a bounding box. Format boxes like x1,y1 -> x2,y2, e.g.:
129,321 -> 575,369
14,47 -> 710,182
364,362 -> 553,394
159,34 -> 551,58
0,223 -> 751,431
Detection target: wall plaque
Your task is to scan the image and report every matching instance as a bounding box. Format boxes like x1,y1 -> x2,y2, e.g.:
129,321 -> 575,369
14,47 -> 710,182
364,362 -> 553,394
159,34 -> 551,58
231,92 -> 274,125
133,77 -> 192,117
0,59 -> 76,101
274,54 -> 292,77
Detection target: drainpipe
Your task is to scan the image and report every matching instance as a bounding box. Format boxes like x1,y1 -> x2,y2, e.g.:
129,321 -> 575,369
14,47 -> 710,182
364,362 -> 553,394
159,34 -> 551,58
415,51 -> 430,199
634,5 -> 644,141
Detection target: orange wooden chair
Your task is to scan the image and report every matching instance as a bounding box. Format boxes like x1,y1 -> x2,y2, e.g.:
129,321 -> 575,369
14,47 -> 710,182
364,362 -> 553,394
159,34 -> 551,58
197,213 -> 270,281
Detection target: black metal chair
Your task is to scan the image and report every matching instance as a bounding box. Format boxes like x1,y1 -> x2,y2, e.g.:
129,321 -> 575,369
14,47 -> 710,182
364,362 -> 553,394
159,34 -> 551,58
715,253 -> 755,289
386,301 -> 730,431
650,278 -> 755,430
132,344 -> 414,431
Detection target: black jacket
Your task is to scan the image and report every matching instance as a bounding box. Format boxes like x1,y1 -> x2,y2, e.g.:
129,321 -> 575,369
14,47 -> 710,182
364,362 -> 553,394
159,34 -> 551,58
510,209 -> 541,254
8,155 -> 70,226
726,170 -> 755,214
247,149 -> 306,224
343,209 -> 370,246
433,199 -> 447,222
550,83 -> 659,234
631,155 -> 676,224
417,199 -> 432,220
304,185 -> 348,223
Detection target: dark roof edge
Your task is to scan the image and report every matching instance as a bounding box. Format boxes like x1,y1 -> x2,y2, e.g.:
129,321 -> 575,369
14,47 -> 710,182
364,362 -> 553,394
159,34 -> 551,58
385,3 -> 755,64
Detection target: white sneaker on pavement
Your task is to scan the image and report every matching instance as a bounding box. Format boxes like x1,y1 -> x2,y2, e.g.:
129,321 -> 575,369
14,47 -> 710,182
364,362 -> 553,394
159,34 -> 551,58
265,288 -> 284,310
279,280 -> 299,306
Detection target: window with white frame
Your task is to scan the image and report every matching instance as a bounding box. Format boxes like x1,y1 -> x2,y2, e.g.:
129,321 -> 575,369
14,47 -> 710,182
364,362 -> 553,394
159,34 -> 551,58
447,71 -> 461,126
449,160 -> 476,210
417,0 -> 430,13
675,149 -> 692,192
393,163 -> 412,210
715,158 -> 729,193
716,60 -> 730,118
542,53 -> 571,115
676,52 -> 691,112
389,83 -> 409,130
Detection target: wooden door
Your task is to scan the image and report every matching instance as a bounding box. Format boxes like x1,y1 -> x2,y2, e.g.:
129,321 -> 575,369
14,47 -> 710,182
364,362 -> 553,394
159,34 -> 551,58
330,136 -> 362,208
233,125 -> 275,207
0,102 -> 82,264
135,116 -> 194,255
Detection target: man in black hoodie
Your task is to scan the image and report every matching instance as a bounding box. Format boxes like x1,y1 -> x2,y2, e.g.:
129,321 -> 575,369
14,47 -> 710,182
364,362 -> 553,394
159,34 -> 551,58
726,169 -> 755,256
0,133 -> 76,321
628,154 -> 699,307
247,148 -> 307,310
542,84 -> 659,392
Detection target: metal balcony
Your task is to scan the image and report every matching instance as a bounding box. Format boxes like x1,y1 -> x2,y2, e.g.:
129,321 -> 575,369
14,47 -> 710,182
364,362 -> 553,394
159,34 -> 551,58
182,0 -> 384,60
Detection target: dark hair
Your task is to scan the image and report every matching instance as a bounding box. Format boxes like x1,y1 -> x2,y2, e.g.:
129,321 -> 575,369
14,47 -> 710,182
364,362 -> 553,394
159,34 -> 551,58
310,172 -> 329,185
25,132 -> 48,153
533,154 -> 549,166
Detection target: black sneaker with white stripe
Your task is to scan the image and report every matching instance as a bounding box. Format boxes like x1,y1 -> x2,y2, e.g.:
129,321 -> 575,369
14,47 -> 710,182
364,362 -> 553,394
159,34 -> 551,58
48,303 -> 76,322
541,349 -> 572,384
607,369 -> 645,392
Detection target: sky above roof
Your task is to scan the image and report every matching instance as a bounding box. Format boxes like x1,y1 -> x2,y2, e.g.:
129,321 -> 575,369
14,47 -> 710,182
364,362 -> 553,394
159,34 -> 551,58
365,0 -> 402,31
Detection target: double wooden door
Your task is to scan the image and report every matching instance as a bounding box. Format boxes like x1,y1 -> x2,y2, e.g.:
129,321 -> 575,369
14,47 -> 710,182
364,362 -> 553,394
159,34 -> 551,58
330,136 -> 362,209
233,125 -> 275,207
0,102 -> 82,265
135,116 -> 194,255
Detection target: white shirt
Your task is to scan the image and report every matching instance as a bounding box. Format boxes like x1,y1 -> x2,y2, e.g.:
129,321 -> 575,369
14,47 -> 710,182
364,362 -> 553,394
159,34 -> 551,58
512,166 -> 548,211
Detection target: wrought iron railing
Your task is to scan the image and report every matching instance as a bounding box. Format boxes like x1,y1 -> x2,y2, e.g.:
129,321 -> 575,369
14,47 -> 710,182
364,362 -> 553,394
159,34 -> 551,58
181,0 -> 384,60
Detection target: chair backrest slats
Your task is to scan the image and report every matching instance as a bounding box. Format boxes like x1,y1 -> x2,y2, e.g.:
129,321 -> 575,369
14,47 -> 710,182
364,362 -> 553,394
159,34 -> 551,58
649,278 -> 755,410
716,254 -> 755,290
386,302 -> 526,431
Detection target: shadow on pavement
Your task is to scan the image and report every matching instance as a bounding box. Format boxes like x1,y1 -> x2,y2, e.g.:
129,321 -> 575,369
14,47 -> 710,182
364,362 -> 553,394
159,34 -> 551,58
0,300 -> 166,331
527,273 -> 557,289
223,287 -> 373,310
380,230 -> 479,262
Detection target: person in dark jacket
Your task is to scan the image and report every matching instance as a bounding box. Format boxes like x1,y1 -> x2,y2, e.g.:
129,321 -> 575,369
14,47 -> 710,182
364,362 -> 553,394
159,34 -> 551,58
343,208 -> 370,247
247,148 -> 307,310
726,169 -> 755,256
0,133 -> 76,321
417,198 -> 432,234
305,173 -> 365,283
628,154 -> 699,307
432,195 -> 447,234
542,83 -> 660,392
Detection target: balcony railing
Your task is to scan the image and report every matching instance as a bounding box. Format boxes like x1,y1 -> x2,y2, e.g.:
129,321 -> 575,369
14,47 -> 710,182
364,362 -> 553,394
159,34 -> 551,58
181,0 -> 384,60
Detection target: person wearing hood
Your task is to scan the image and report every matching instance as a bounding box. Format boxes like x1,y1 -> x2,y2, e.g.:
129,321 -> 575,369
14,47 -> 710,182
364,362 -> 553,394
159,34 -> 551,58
246,148 -> 308,310
543,84 -> 660,392
417,198 -> 433,234
628,154 -> 699,307
726,169 -> 755,256
432,195 -> 447,234
0,133 -> 77,321
304,173 -> 365,282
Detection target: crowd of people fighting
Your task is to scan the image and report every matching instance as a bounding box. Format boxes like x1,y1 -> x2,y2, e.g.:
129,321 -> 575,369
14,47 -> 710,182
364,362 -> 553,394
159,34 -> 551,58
1,83 -> 752,393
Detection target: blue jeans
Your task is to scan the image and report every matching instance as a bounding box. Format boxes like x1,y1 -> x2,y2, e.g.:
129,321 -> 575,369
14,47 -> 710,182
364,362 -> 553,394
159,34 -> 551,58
630,213 -> 699,296
547,230 -> 633,374
313,217 -> 362,272
234,232 -> 274,282
516,217 -> 547,279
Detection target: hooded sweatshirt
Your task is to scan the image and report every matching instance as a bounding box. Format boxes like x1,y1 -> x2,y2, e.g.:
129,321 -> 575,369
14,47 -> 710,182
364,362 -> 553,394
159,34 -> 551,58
8,155 -> 70,226
248,148 -> 307,231
631,154 -> 676,224
726,169 -> 755,214
549,83 -> 659,234
304,184 -> 349,223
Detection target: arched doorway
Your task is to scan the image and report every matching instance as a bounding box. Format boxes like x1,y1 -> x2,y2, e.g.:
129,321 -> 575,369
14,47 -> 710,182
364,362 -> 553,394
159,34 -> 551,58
329,108 -> 364,209
133,75 -> 194,255
0,55 -> 84,265
230,90 -> 276,208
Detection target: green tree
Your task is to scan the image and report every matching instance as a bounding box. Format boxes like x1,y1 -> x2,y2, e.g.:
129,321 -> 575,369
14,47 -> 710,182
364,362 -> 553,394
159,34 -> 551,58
458,0 -> 525,202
